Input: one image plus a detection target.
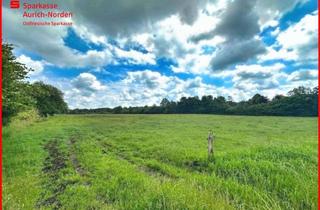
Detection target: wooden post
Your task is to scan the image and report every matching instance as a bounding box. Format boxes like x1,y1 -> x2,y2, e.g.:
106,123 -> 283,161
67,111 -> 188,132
208,130 -> 214,160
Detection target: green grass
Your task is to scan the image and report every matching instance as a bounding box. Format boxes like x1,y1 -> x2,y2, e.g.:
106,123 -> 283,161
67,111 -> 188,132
3,114 -> 318,210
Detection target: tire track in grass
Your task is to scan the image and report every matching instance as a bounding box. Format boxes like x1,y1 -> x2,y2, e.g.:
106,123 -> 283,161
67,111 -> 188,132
69,137 -> 87,177
98,139 -> 178,179
36,136 -> 90,209
36,139 -> 75,209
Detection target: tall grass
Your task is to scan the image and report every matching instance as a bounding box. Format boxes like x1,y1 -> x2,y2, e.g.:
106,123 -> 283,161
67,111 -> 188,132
3,114 -> 317,209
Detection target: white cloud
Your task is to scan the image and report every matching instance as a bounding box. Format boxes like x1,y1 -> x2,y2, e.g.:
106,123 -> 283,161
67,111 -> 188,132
287,69 -> 318,81
212,63 -> 286,94
171,53 -> 212,74
277,10 -> 318,60
51,70 -> 229,108
234,63 -> 285,78
60,0 -> 207,36
261,11 -> 318,62
72,25 -> 108,45
16,55 -> 49,76
256,0 -> 307,28
71,73 -> 106,96
126,12 -> 224,74
233,64 -> 285,89
259,46 -> 298,61
113,47 -> 156,65
117,70 -> 218,106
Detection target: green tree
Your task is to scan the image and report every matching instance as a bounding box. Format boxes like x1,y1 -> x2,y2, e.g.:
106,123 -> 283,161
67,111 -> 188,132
2,43 -> 34,124
200,95 -> 213,113
288,86 -> 312,96
31,82 -> 68,117
160,98 -> 170,107
248,94 -> 269,104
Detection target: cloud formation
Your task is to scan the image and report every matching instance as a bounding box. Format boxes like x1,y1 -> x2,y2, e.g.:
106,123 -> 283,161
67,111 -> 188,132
71,73 -> 106,96
3,8 -> 156,68
214,0 -> 260,41
210,39 -> 266,70
288,70 -> 318,81
190,0 -> 267,70
16,55 -> 49,76
63,0 -> 207,36
3,0 -> 318,108
277,11 -> 318,60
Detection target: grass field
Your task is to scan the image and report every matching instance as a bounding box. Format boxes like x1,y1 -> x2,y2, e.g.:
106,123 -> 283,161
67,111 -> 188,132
3,114 -> 318,210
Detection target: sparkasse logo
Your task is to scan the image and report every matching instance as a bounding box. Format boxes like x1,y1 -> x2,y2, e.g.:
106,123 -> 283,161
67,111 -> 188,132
10,0 -> 20,9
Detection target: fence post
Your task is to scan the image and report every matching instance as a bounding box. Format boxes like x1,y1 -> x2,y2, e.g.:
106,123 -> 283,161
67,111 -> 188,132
208,130 -> 214,160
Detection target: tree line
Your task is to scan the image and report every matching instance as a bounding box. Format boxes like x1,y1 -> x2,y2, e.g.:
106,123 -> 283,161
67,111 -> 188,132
70,86 -> 318,116
3,43 -> 68,125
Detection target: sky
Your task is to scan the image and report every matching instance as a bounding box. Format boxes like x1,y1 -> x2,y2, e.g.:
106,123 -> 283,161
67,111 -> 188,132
3,0 -> 318,108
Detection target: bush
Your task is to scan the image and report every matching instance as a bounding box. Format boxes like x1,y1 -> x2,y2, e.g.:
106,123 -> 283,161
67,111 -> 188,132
10,108 -> 42,128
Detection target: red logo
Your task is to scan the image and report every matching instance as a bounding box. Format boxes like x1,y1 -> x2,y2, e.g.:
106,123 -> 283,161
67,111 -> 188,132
10,0 -> 20,9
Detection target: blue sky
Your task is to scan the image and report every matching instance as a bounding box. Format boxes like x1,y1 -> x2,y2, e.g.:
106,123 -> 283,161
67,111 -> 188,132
3,0 -> 318,108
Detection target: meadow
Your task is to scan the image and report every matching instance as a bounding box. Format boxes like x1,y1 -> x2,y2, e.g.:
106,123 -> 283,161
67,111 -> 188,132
3,114 -> 318,210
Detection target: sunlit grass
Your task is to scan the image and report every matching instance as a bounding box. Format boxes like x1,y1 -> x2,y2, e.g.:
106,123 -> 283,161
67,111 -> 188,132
3,114 -> 318,209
